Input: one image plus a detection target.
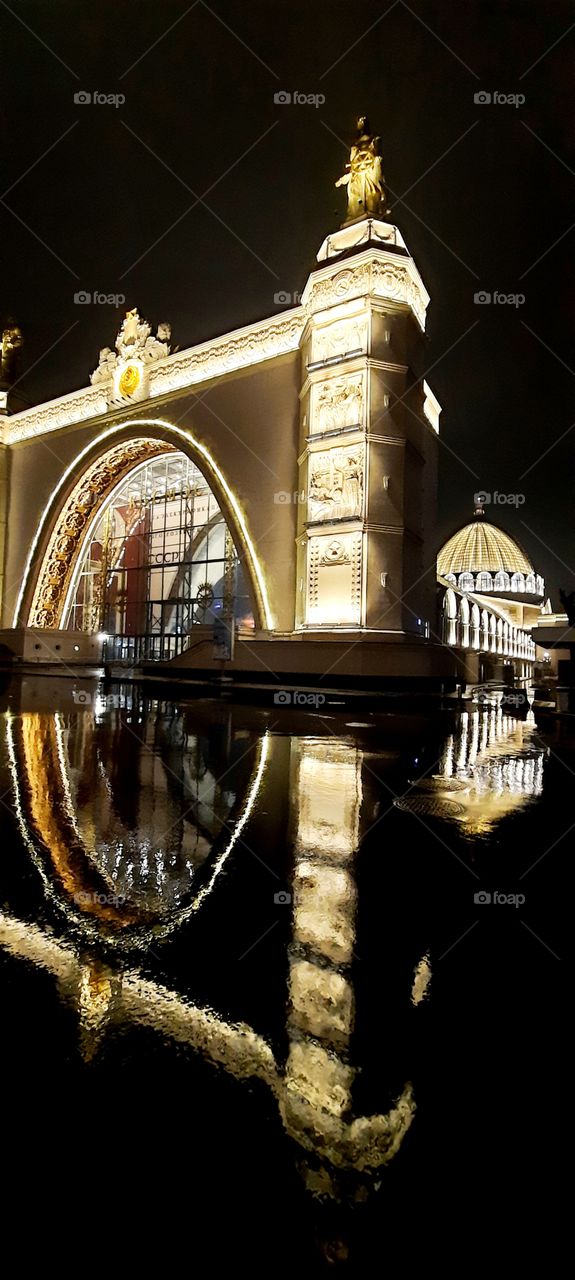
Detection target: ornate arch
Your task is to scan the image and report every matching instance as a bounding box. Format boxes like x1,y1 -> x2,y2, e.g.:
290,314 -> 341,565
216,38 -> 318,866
17,419 -> 274,631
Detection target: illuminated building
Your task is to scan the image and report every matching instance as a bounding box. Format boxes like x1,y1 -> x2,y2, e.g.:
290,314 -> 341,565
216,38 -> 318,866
437,504 -> 541,681
0,124 -> 544,685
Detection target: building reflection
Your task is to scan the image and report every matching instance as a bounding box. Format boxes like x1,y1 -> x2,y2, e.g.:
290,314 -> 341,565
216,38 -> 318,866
283,738 -> 413,1196
5,693 -> 265,944
0,697 -> 548,1217
396,708 -> 546,835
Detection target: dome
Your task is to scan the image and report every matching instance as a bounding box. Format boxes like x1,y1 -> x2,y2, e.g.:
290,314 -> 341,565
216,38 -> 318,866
438,514 -> 534,578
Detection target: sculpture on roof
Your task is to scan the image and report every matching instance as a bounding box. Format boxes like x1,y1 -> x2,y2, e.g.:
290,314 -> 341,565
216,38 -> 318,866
90,309 -> 172,385
1,321 -> 24,387
335,116 -> 388,223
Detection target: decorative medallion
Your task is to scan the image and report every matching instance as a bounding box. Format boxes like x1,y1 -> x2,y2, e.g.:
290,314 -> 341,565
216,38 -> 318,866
118,364 -> 140,397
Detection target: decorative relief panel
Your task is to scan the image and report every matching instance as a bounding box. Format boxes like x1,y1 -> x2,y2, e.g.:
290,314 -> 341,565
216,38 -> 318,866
305,258 -> 428,331
311,373 -> 364,435
319,539 -> 351,566
150,312 -> 304,396
311,316 -> 367,365
306,532 -> 363,627
29,439 -> 172,628
308,445 -> 364,522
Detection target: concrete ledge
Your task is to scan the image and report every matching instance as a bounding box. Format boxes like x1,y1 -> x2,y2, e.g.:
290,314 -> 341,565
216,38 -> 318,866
0,628 -> 103,665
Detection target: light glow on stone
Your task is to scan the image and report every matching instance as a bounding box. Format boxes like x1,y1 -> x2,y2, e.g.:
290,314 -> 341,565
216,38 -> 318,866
14,418 -> 275,631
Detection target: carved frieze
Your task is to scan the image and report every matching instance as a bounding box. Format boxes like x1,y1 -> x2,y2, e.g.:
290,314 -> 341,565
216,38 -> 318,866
308,445 -> 364,522
312,373 -> 364,435
311,316 -> 367,364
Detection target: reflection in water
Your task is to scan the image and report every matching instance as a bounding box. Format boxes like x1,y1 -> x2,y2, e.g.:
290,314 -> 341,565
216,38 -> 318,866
396,708 -> 546,836
284,739 -> 414,1198
0,691 -> 550,1246
5,698 -> 268,945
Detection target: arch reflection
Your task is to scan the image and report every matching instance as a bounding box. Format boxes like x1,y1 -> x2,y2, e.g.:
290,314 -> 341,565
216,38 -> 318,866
6,695 -> 267,947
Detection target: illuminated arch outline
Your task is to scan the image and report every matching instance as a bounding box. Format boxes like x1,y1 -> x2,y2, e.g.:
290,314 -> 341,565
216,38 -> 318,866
5,709 -> 270,950
14,418 -> 274,631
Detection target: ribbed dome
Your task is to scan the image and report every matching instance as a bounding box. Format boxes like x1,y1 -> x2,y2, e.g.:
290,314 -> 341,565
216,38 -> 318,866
438,517 -> 534,577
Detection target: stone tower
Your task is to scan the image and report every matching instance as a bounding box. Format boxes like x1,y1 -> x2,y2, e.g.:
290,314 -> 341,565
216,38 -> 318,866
295,213 -> 440,640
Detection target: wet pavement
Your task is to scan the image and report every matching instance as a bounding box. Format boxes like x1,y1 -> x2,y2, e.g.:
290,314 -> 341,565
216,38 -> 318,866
0,677 -> 566,1270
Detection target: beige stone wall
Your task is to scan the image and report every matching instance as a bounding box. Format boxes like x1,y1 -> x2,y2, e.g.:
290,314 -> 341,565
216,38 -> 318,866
2,353 -> 301,631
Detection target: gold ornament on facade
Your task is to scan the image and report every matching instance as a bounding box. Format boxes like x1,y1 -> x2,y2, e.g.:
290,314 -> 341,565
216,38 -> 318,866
118,364 -> 140,397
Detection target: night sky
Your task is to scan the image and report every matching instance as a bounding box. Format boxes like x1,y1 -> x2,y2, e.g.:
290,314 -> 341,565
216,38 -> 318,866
1,0 -> 573,602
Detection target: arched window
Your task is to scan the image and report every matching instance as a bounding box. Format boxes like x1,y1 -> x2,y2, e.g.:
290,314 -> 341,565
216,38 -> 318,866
494,571 -> 510,593
476,571 -> 493,592
525,573 -> 536,594
481,609 -> 489,650
536,575 -> 544,596
443,588 -> 457,646
63,451 -> 255,661
459,596 -> 470,648
458,572 -> 474,593
497,618 -> 504,654
443,573 -> 457,586
511,572 -> 525,593
471,603 -> 481,649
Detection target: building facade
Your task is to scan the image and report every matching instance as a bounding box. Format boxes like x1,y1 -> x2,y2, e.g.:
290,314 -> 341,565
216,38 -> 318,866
0,210 -> 456,683
0,127 -> 543,686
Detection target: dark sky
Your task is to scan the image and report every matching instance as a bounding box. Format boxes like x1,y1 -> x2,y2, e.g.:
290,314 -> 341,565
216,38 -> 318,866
1,0 -> 573,602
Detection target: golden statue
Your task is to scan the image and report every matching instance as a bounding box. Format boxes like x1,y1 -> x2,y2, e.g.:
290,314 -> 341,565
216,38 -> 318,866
1,322 -> 24,388
336,116 -> 387,223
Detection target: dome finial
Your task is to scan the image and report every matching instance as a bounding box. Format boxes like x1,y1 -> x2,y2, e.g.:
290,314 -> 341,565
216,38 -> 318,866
473,496 -> 485,518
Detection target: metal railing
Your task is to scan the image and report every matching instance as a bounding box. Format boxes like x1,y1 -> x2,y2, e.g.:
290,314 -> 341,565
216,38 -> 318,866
103,633 -> 198,664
